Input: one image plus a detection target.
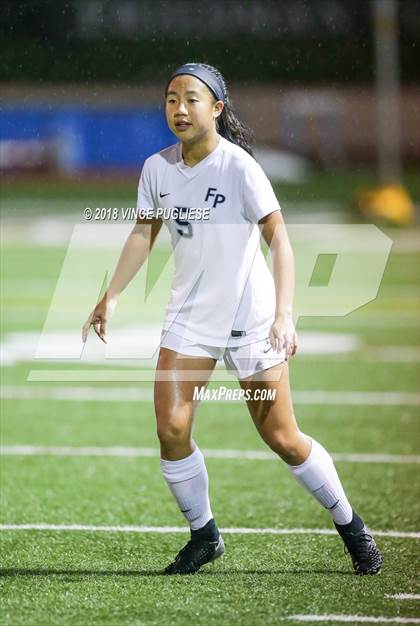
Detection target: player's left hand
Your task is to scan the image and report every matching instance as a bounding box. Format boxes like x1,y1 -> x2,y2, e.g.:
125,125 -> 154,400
269,314 -> 298,358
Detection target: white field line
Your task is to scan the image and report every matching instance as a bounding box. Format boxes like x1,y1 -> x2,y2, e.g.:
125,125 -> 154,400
385,595 -> 420,601
3,214 -> 418,249
364,347 -> 419,363
0,524 -> 418,540
0,328 -> 361,367
2,385 -> 419,406
1,445 -> 419,465
286,616 -> 420,624
2,327 -> 418,370
26,369 -> 420,384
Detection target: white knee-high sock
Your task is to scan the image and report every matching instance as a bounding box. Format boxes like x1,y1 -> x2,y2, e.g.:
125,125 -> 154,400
160,446 -> 213,530
288,438 -> 353,525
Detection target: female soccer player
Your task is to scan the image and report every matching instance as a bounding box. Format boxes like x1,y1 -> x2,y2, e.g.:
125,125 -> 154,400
82,63 -> 383,576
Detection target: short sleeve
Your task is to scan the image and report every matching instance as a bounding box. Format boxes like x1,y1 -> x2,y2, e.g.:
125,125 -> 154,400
137,158 -> 157,217
242,159 -> 281,224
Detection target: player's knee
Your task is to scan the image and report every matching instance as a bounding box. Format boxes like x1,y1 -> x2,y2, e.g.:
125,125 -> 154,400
269,430 -> 301,461
156,411 -> 190,446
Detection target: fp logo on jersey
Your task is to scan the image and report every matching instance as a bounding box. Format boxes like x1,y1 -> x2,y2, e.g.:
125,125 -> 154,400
205,187 -> 226,208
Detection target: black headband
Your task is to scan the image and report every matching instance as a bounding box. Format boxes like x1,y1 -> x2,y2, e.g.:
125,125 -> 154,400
166,63 -> 226,102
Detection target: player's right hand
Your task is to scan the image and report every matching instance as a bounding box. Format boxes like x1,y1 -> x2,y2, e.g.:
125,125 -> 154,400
82,295 -> 117,344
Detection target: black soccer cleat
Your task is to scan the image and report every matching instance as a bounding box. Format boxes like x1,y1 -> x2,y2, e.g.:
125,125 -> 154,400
335,522 -> 383,575
163,534 -> 225,575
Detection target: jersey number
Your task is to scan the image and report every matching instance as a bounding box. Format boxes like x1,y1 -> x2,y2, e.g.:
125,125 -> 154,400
175,216 -> 193,238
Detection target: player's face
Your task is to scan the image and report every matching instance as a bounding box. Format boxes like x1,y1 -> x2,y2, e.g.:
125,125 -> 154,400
165,75 -> 223,143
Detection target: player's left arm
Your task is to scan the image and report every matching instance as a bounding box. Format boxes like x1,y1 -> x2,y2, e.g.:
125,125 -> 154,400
259,210 -> 298,357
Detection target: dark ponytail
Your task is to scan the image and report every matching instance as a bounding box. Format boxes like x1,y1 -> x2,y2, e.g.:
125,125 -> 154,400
191,63 -> 255,157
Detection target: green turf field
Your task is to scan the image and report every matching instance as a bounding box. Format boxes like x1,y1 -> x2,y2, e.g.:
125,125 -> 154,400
1,179 -> 419,626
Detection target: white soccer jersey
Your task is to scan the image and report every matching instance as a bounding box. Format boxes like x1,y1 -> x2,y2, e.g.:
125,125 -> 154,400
137,135 -> 281,347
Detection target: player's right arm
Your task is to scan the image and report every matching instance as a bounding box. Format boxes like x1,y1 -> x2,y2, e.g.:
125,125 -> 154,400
81,214 -> 163,343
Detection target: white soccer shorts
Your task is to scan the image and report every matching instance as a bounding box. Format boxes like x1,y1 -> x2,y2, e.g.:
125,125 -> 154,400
160,329 -> 287,380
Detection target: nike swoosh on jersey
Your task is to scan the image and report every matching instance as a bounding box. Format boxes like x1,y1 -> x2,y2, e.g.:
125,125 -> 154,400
159,192 -> 170,197
263,344 -> 272,353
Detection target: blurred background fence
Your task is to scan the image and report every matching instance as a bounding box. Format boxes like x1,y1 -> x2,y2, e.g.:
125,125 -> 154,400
1,0 -> 419,179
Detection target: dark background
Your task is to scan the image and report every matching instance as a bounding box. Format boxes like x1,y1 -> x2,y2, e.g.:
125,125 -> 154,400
1,1 -> 419,186
1,0 -> 419,84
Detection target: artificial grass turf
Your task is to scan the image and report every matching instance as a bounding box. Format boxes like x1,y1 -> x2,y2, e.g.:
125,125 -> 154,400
1,532 -> 419,626
1,194 -> 418,625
